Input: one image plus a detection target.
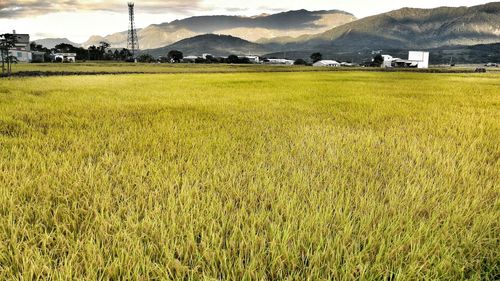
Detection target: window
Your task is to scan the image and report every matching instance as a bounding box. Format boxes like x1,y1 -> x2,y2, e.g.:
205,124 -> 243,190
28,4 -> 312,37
17,52 -> 22,58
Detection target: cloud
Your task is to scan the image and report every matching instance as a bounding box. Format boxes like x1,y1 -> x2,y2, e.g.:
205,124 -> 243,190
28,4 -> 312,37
0,0 -> 203,18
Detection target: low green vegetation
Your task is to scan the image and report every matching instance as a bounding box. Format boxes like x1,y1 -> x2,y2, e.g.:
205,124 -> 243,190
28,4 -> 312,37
10,62 -> 498,76
0,71 -> 499,280
11,62 -> 313,74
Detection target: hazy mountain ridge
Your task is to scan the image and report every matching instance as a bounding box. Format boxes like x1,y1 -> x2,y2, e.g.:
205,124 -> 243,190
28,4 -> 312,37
82,10 -> 356,49
274,2 -> 500,51
32,38 -> 81,49
144,34 -> 271,57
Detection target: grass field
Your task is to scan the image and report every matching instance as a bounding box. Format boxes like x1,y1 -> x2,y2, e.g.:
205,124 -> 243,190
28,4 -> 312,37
9,62 -> 499,76
0,71 -> 499,280
10,62 -> 313,74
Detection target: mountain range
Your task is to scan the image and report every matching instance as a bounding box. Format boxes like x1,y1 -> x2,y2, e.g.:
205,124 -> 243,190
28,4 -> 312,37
36,2 -> 500,62
82,9 -> 356,49
277,2 -> 500,52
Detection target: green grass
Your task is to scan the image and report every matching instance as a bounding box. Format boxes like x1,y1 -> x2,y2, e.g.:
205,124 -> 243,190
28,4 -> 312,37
10,62 -> 494,75
0,71 -> 499,280
11,62 -> 313,74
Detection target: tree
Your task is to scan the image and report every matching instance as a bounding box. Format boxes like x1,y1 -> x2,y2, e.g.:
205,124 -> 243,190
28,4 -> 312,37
373,54 -> 384,67
137,54 -> 155,63
54,43 -> 87,61
294,59 -> 307,65
118,48 -> 132,61
105,49 -> 114,61
99,42 -> 112,60
167,50 -> 183,63
158,56 -> 170,63
0,33 -> 17,76
54,43 -> 75,53
30,42 -> 52,62
113,49 -> 120,61
239,57 -> 250,64
310,52 -> 323,63
99,41 -> 110,52
226,55 -> 250,64
227,55 -> 239,64
194,57 -> 207,64
87,45 -> 100,60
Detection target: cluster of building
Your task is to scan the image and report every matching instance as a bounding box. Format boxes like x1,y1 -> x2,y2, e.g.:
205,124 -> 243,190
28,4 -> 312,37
312,52 -> 430,69
380,51 -> 430,68
181,55 -> 352,66
180,52 -> 430,69
5,31 -> 76,63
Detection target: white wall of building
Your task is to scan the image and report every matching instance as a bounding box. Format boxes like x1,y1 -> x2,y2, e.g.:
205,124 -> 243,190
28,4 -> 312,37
408,51 -> 430,68
8,50 -> 32,63
265,59 -> 294,65
381,55 -> 394,68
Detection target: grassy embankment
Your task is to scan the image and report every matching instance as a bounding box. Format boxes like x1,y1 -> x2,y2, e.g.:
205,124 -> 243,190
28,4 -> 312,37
0,71 -> 499,279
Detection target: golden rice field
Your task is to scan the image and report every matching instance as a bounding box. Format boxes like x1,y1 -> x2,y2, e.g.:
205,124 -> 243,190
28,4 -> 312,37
0,71 -> 499,280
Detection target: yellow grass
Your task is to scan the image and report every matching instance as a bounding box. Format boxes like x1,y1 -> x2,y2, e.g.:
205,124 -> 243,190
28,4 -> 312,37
0,71 -> 499,280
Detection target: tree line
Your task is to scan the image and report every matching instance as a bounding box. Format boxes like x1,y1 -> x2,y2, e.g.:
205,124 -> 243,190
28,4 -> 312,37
29,41 -> 135,62
135,51 -> 254,64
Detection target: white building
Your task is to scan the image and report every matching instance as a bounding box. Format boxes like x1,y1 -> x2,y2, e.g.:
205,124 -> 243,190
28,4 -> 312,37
53,53 -> 76,62
408,51 -> 429,69
264,58 -> 294,65
313,60 -> 341,67
7,31 -> 32,63
244,55 -> 260,63
183,55 -> 199,63
381,55 -> 394,68
202,53 -> 213,59
380,52 -> 430,68
341,62 -> 355,67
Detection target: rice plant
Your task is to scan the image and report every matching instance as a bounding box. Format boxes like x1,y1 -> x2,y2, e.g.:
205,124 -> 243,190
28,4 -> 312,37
0,71 -> 498,280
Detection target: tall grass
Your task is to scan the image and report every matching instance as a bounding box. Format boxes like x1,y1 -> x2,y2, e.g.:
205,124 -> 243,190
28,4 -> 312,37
0,71 -> 499,280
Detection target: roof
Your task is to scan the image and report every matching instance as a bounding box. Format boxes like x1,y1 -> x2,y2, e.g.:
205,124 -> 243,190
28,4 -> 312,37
314,60 -> 340,65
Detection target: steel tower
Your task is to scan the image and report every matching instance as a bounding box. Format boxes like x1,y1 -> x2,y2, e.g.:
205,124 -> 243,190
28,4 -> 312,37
127,2 -> 139,57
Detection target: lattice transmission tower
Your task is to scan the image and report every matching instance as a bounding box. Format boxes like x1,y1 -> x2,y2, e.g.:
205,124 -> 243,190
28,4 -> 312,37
127,2 -> 139,58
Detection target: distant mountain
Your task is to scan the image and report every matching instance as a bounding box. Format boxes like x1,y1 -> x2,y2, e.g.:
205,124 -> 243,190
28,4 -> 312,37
144,34 -> 270,57
82,9 -> 356,49
276,2 -> 500,52
81,2 -> 500,64
32,38 -> 81,49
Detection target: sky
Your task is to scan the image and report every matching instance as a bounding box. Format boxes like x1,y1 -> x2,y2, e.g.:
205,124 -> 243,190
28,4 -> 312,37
0,0 -> 495,43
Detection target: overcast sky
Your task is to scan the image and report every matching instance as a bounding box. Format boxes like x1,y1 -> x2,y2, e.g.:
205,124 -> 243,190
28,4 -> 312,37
0,0 -> 495,42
